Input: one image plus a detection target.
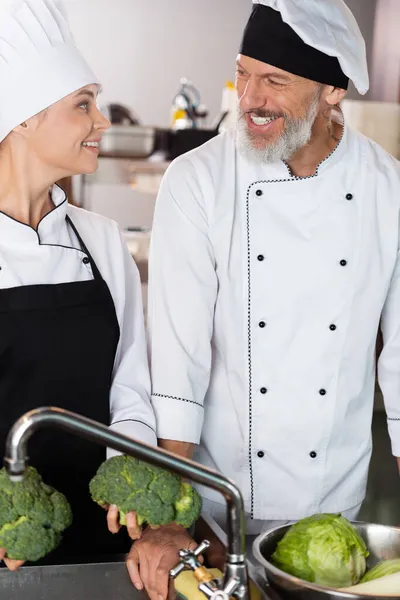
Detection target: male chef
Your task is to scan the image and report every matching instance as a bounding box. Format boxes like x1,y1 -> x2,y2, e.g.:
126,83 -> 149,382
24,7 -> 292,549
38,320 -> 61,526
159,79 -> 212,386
127,1 -> 400,598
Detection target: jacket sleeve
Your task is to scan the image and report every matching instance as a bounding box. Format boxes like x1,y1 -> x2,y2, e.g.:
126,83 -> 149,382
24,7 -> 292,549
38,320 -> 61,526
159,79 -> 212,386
378,159 -> 400,458
108,229 -> 157,455
147,158 -> 218,444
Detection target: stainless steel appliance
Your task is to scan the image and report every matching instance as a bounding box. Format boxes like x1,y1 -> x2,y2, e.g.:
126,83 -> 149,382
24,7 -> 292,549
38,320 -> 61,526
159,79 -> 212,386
100,125 -> 156,158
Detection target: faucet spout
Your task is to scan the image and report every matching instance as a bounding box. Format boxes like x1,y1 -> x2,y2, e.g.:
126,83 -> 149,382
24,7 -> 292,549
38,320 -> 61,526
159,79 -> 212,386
4,407 -> 248,598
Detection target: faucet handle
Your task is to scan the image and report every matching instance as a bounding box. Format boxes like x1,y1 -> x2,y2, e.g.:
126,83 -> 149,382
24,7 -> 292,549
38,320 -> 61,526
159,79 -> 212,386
206,592 -> 229,600
169,539 -> 211,578
199,583 -> 229,599
201,576 -> 240,600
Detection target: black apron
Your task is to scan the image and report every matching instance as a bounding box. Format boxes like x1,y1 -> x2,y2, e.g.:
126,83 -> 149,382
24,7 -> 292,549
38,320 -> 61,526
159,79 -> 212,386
0,216 -> 131,562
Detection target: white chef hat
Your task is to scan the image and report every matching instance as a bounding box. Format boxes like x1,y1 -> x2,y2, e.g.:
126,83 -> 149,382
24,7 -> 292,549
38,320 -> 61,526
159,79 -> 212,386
240,0 -> 369,95
0,0 -> 99,142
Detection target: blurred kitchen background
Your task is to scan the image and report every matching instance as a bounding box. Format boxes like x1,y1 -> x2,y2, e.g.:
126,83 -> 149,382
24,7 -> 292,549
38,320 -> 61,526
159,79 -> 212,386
62,0 -> 400,523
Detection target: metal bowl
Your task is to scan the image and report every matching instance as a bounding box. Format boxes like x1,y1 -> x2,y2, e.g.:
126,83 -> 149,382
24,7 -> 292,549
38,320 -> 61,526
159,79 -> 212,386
253,522 -> 400,599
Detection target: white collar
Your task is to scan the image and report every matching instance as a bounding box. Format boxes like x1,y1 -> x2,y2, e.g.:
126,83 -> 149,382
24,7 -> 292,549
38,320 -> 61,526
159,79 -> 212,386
291,108 -> 347,178
0,184 -> 68,246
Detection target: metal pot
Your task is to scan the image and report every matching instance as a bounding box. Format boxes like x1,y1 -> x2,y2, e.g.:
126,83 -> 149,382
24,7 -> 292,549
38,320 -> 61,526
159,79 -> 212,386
100,125 -> 155,158
253,522 -> 400,599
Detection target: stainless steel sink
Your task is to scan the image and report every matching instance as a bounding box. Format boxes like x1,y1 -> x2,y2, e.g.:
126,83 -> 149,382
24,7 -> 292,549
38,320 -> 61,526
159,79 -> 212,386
0,558 -> 146,600
0,515 -> 278,600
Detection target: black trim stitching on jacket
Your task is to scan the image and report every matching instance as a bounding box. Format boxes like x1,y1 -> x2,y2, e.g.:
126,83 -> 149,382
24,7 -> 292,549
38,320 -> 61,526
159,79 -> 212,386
246,188 -> 255,519
247,174 -> 323,517
111,419 -> 156,434
0,183 -> 68,235
152,393 -> 203,408
0,184 -> 91,260
283,141 -> 343,179
245,123 -> 345,518
245,117 -> 345,518
284,113 -> 344,179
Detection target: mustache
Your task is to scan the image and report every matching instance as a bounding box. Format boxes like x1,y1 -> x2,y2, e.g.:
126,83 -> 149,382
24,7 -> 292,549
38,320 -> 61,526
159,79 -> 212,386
239,108 -> 287,120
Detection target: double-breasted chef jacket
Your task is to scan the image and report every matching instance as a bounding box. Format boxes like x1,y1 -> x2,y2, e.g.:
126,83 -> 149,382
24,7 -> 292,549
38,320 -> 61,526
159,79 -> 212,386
0,184 -> 156,560
148,115 -> 400,521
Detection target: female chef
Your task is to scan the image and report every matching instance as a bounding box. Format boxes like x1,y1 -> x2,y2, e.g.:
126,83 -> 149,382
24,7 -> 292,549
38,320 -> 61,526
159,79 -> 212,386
0,0 -> 155,567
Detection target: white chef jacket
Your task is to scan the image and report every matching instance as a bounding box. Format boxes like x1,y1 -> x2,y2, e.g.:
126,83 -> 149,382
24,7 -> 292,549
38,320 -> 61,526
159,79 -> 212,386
148,118 -> 400,520
0,185 -> 157,450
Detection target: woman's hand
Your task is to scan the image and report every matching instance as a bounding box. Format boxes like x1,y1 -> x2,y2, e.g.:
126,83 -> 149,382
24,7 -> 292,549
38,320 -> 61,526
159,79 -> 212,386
103,504 -> 142,540
0,548 -> 24,571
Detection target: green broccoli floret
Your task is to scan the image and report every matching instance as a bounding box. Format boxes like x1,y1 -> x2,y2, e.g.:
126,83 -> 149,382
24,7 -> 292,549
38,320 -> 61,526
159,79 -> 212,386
13,481 -> 54,526
0,493 -> 19,528
120,491 -> 175,526
89,455 -> 202,530
0,466 -> 72,562
174,482 -> 203,529
50,490 -> 73,533
0,517 -> 61,562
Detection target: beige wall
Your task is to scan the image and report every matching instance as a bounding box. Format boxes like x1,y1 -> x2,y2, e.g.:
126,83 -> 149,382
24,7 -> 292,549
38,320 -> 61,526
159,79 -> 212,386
64,0 -> 382,124
344,0 -> 377,100
64,0 -> 250,127
369,0 -> 400,102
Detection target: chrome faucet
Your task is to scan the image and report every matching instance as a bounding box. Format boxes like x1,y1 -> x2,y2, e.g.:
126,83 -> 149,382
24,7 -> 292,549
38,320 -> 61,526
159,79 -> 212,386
4,407 -> 248,600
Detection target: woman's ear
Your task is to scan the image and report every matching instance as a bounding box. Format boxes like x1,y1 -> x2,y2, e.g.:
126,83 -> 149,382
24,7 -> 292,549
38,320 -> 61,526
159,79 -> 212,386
12,113 -> 43,139
12,121 -> 30,138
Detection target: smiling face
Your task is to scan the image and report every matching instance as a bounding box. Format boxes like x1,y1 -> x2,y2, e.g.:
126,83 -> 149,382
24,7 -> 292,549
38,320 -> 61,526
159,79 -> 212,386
23,84 -> 110,178
235,55 -> 324,163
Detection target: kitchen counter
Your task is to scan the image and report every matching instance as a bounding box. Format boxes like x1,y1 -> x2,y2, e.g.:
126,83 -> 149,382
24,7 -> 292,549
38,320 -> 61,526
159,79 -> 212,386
98,155 -> 170,173
73,156 -> 169,217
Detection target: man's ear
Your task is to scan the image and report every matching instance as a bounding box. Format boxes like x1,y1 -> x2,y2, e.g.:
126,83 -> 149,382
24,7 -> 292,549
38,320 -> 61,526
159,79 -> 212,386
325,87 -> 347,107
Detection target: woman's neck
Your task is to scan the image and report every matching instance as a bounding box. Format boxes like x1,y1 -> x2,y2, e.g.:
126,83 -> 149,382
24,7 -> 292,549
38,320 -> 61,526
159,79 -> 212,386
0,146 -> 55,229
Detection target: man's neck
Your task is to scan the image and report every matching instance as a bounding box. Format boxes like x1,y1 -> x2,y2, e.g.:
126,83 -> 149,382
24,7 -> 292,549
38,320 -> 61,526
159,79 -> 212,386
286,112 -> 343,178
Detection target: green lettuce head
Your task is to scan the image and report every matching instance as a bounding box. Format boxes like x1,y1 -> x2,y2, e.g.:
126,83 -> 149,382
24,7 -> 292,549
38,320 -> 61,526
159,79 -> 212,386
271,514 -> 369,588
360,559 -> 400,583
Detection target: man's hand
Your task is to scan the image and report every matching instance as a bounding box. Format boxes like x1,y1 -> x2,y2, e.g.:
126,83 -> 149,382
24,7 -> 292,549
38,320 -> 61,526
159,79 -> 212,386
0,548 -> 24,571
397,457 -> 400,473
103,505 -> 142,540
126,523 -> 197,600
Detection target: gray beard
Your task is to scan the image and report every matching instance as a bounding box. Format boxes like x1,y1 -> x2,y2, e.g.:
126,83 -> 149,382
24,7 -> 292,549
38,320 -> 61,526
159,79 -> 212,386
235,93 -> 320,164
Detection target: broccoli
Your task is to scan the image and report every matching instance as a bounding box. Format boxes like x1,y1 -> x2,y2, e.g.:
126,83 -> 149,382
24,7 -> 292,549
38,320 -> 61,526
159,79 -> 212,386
174,482 -> 203,529
0,466 -> 72,562
89,455 -> 202,529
